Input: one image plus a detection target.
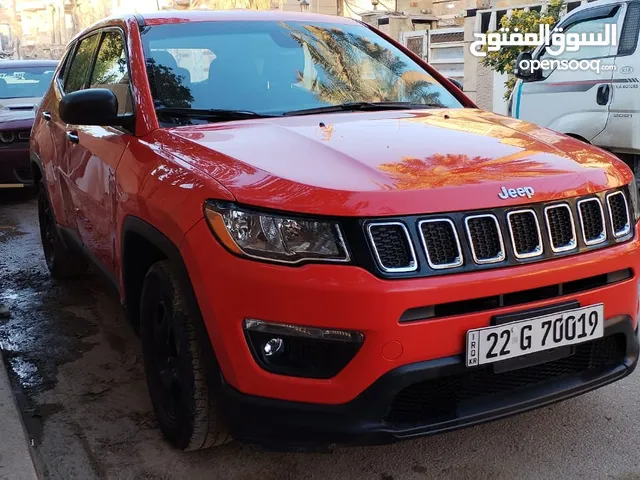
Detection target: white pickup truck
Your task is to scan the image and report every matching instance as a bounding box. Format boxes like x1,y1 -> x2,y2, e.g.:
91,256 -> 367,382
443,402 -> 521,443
509,0 -> 640,176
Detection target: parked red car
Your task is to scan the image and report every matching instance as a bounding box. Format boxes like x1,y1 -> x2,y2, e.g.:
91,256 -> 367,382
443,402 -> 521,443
1,60 -> 58,189
30,10 -> 640,451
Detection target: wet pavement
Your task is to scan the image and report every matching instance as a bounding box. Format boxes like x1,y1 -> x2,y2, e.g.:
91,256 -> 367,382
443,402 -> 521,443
2,191 -> 640,479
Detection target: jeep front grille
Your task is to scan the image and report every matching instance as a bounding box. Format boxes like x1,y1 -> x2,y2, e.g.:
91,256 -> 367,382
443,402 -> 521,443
418,219 -> 463,269
507,209 -> 543,259
367,222 -> 417,272
465,214 -> 505,264
364,188 -> 632,277
578,198 -> 607,245
544,204 -> 577,252
606,191 -> 630,238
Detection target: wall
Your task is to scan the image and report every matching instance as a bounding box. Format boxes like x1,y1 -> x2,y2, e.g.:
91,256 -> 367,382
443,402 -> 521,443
492,70 -> 508,114
5,0 -> 291,60
281,0 -> 338,15
461,3 -> 529,112
462,9 -> 506,111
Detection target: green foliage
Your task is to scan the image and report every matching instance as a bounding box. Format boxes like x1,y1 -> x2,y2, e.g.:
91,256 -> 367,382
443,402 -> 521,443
287,25 -> 441,105
147,60 -> 194,108
481,0 -> 564,100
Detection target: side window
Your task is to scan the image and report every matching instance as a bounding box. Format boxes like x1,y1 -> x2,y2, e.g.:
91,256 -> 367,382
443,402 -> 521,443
538,7 -> 621,78
539,8 -> 621,63
618,2 -> 640,57
56,46 -> 74,89
65,34 -> 100,93
90,31 -> 133,115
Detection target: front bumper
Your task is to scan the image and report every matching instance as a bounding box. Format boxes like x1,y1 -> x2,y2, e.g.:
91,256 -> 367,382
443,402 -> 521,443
219,317 -> 638,450
181,219 -> 640,405
0,145 -> 32,188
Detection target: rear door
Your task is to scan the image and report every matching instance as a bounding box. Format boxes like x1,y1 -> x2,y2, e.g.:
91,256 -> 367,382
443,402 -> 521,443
63,28 -> 134,277
32,47 -> 73,221
516,3 -> 624,140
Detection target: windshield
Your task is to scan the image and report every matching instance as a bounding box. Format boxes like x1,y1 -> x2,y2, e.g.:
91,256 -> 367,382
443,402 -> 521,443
140,20 -> 463,118
0,66 -> 56,99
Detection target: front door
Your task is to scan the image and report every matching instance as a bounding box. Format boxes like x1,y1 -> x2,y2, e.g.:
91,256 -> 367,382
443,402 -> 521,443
516,3 -> 624,141
49,33 -> 101,231
61,29 -> 134,277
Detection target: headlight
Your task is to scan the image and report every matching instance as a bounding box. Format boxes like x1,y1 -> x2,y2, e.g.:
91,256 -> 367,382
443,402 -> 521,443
0,131 -> 15,144
204,202 -> 350,264
629,180 -> 640,223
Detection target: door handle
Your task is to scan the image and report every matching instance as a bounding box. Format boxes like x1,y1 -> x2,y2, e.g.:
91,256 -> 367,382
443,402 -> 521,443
596,84 -> 611,105
66,131 -> 79,144
42,111 -> 52,122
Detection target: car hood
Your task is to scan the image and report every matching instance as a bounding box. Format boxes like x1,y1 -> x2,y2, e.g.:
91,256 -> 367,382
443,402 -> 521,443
0,97 -> 39,122
162,108 -> 633,217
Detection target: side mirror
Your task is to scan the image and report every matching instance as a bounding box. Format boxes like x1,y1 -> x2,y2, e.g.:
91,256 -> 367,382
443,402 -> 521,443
59,88 -> 122,126
514,51 -> 534,80
448,77 -> 463,90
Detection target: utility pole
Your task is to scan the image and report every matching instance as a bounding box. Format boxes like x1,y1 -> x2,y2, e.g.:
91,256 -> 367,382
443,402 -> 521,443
10,0 -> 19,59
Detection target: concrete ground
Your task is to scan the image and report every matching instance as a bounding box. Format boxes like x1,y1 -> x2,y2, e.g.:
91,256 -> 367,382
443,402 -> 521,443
0,342 -> 39,480
1,191 -> 640,480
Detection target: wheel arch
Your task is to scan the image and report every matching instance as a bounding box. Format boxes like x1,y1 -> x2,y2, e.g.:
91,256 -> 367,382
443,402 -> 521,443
564,133 -> 591,144
122,216 -> 190,327
121,216 -> 223,382
30,151 -> 44,184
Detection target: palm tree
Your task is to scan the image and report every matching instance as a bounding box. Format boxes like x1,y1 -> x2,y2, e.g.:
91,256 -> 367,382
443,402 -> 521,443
378,153 -> 570,190
285,24 -> 442,106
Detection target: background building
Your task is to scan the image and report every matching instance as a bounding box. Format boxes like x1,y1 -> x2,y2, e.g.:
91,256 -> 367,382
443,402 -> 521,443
0,0 -> 486,59
1,0 -> 581,115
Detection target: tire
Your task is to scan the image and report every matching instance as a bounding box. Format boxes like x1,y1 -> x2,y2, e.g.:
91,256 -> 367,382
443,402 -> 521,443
37,180 -> 87,278
139,260 -> 231,451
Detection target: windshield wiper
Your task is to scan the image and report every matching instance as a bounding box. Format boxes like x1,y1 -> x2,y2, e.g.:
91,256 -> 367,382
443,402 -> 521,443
282,101 -> 443,117
155,107 -> 276,121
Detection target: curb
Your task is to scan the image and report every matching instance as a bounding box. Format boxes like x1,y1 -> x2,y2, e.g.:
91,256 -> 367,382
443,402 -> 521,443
0,347 -> 42,480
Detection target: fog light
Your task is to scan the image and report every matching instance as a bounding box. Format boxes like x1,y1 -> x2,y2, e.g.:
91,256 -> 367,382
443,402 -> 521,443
263,337 -> 284,357
243,319 -> 364,379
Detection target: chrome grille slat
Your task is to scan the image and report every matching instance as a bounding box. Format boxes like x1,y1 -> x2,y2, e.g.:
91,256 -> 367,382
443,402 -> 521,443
464,214 -> 505,264
577,198 -> 607,245
507,209 -> 543,259
606,191 -> 631,238
418,219 -> 463,269
544,204 -> 577,253
367,222 -> 417,273
364,189 -> 631,275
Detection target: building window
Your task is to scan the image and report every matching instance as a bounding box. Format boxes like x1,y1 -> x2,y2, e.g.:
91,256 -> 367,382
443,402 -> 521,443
480,12 -> 491,33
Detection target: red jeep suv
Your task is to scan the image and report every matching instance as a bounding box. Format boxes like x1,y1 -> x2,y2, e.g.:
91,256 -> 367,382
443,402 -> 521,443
30,10 -> 640,451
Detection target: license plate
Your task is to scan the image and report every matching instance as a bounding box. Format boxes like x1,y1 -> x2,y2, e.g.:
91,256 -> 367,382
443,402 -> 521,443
466,303 -> 604,367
